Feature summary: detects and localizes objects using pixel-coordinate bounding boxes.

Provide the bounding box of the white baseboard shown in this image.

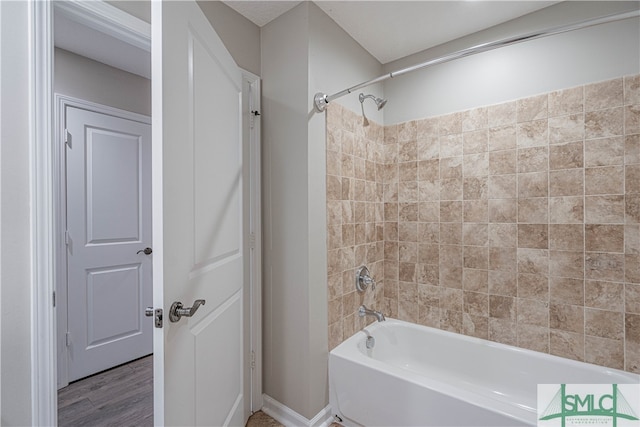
[261,394,334,427]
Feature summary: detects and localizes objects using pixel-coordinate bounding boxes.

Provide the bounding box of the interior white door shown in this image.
[65,106,152,382]
[152,1,246,426]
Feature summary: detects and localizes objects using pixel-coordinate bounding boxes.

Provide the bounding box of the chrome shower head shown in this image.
[359,93,387,110]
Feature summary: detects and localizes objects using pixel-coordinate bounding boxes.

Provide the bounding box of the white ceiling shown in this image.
[223,1,557,64]
[222,1,303,26]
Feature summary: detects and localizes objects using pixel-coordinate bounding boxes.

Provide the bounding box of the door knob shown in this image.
[137,247,153,255]
[169,299,206,322]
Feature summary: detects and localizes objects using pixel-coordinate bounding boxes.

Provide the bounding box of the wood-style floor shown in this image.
[58,356,333,427]
[58,355,153,427]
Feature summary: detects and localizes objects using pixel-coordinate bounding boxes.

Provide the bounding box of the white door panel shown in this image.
[85,265,141,347]
[66,106,152,382]
[153,1,246,425]
[194,290,243,427]
[86,129,141,243]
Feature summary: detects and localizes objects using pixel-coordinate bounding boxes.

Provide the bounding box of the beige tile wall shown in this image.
[326,104,385,351]
[326,75,640,373]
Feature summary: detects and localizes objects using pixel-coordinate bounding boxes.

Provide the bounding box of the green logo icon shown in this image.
[539,384,639,427]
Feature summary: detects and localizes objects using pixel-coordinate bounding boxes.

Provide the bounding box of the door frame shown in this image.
[244,71,263,413]
[54,94,152,388]
[32,1,57,424]
[32,2,263,424]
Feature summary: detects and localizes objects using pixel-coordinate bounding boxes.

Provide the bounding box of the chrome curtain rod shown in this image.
[313,9,640,113]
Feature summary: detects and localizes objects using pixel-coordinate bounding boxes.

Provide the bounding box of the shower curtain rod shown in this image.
[313,9,640,113]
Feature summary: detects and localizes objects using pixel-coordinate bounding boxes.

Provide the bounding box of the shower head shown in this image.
[359,93,387,110]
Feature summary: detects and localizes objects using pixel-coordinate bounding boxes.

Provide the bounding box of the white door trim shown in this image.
[31,0,56,424]
[54,0,150,51]
[32,1,150,424]
[54,94,151,388]
[243,70,263,412]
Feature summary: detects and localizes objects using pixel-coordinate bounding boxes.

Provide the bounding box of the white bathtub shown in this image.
[329,319,639,427]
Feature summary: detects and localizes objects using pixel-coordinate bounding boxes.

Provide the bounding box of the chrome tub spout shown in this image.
[358,305,386,322]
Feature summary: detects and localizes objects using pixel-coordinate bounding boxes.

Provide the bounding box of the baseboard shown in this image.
[261,394,334,427]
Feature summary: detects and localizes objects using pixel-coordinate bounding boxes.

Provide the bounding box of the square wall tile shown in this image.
[549,169,583,197]
[549,141,584,170]
[549,224,584,251]
[585,224,624,252]
[550,330,584,362]
[585,137,624,167]
[585,107,624,138]
[585,195,625,224]
[488,101,517,127]
[517,120,548,148]
[585,78,623,111]
[549,86,584,117]
[585,166,624,195]
[488,125,517,151]
[549,197,584,224]
[517,94,548,122]
[549,114,584,144]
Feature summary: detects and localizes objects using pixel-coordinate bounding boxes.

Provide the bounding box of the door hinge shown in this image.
[250,110,260,129]
[250,350,256,369]
[65,332,71,347]
[53,291,56,308]
[249,232,256,249]
[64,129,71,147]
[65,230,70,246]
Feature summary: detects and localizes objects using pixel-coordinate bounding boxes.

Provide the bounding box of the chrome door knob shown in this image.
[169,299,206,322]
[137,247,153,255]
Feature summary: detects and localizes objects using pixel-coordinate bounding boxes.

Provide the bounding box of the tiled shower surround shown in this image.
[326,105,385,349]
[326,74,640,373]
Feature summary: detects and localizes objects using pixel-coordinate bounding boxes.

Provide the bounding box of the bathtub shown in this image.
[329,319,639,426]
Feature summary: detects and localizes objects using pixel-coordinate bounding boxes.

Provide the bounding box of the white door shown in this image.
[152,2,247,426]
[65,107,152,382]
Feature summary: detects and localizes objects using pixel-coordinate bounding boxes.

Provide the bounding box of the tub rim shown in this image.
[329,318,640,426]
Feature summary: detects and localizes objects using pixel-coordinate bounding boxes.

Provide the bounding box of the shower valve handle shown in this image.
[356,266,376,292]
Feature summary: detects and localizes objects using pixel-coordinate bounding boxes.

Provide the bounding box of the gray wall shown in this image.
[55,48,151,116]
[0,1,34,425]
[198,1,261,76]
[106,0,150,23]
[309,2,384,124]
[107,0,261,76]
[261,2,384,419]
[383,1,640,123]
[261,3,312,417]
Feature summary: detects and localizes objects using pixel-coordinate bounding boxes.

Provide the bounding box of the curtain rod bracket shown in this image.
[314,92,329,112]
